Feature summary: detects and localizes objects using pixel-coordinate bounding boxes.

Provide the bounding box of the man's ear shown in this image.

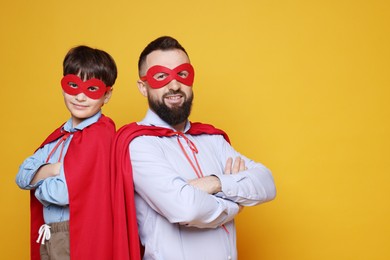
[137,80,148,97]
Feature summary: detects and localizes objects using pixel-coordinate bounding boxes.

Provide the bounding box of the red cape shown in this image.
[111,122,230,260]
[30,115,115,260]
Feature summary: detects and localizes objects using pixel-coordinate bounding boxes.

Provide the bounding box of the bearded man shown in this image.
[112,36,276,260]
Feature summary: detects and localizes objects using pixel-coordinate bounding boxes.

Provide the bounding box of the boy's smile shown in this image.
[63,89,111,127]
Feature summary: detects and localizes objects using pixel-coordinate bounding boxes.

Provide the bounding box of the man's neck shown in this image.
[172,121,186,132]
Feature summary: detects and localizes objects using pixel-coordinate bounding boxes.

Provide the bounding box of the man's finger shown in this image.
[239,158,246,172]
[224,157,233,174]
[232,156,241,174]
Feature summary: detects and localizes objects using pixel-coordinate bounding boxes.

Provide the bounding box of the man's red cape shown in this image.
[111,122,230,260]
[30,115,115,260]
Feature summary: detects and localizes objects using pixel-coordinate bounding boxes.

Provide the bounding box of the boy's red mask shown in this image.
[61,74,111,99]
[140,63,195,89]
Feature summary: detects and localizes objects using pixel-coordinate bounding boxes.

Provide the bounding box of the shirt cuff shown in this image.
[217,174,246,197]
[25,163,48,189]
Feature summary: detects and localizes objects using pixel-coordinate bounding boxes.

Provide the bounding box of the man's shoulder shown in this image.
[118,123,173,136]
[188,122,230,143]
[114,123,167,147]
[117,122,147,136]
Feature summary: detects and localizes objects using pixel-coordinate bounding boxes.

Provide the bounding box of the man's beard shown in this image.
[148,90,193,127]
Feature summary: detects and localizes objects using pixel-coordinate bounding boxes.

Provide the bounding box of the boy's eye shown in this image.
[69,82,78,89]
[88,86,99,92]
[178,71,189,78]
[153,73,168,81]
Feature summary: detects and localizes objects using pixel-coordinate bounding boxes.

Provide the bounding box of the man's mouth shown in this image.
[164,94,184,106]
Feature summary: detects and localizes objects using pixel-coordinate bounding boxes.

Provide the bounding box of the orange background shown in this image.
[1,0,389,259]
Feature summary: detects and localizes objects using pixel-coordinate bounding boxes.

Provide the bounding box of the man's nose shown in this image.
[166,79,181,91]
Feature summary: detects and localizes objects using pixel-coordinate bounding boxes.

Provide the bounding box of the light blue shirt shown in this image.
[16,111,102,224]
[130,109,276,260]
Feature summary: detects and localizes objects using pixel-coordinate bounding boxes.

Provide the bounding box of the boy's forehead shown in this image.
[73,70,96,81]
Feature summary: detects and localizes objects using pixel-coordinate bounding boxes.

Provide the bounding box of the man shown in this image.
[112,36,276,260]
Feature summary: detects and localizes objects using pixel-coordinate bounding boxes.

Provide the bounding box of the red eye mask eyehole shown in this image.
[140,63,195,89]
[61,74,111,100]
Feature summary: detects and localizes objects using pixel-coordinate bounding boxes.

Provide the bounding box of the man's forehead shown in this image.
[145,49,190,69]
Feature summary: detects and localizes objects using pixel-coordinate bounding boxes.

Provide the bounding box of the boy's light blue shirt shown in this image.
[16,111,102,224]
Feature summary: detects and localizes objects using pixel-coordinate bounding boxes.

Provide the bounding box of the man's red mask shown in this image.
[140,63,195,89]
[61,74,111,100]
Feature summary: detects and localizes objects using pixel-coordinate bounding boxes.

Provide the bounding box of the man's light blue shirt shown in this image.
[16,111,102,224]
[130,109,276,260]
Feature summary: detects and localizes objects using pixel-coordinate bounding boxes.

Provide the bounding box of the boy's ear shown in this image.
[103,88,113,104]
[137,80,148,97]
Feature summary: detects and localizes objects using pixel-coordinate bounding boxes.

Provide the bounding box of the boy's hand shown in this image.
[49,162,62,176]
[30,162,62,185]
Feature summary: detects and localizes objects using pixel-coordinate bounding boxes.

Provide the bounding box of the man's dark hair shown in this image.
[138,36,188,73]
[63,45,117,87]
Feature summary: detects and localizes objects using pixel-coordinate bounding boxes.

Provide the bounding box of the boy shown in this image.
[16,45,117,260]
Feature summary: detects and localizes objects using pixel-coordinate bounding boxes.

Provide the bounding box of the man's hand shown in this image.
[188,157,248,195]
[30,162,62,186]
[224,157,247,214]
[224,156,247,175]
[188,175,221,194]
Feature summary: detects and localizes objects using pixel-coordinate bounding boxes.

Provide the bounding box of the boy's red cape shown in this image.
[30,115,115,260]
[111,122,230,260]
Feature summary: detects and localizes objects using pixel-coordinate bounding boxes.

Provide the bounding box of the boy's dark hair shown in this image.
[138,36,188,73]
[63,45,117,87]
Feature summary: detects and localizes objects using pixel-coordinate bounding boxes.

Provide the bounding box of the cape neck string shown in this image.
[167,131,204,179]
[45,132,72,163]
[167,130,229,234]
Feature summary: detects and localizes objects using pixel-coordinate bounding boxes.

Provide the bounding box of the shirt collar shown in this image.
[63,111,102,133]
[139,109,191,133]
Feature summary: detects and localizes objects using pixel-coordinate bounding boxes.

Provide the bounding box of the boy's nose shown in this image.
[75,92,87,101]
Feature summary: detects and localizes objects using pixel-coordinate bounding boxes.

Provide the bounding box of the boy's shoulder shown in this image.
[86,114,115,132]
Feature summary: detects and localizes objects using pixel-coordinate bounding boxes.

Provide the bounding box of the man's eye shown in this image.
[69,82,78,89]
[153,73,168,81]
[178,71,189,78]
[88,86,99,92]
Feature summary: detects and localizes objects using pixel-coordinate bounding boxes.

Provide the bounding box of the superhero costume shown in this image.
[30,115,115,260]
[111,121,229,260]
